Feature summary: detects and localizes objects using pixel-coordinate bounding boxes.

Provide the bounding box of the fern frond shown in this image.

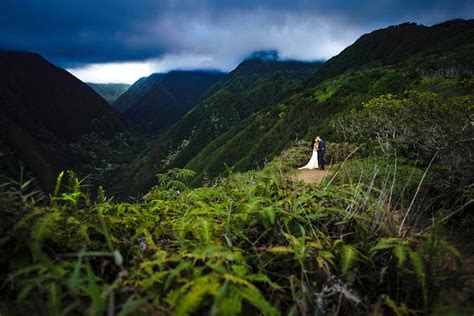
[170,168,197,180]
[236,285,279,316]
[394,245,407,267]
[173,275,220,316]
[408,249,427,305]
[370,237,407,255]
[341,244,359,275]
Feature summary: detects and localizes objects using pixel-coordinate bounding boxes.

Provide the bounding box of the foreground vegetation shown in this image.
[1,144,472,315]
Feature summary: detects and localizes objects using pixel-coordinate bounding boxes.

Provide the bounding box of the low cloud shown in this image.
[2,0,472,83]
[68,61,154,84]
[68,53,230,83]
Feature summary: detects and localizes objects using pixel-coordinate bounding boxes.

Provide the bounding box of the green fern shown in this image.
[173,275,220,316]
[340,244,359,275]
[408,249,427,305]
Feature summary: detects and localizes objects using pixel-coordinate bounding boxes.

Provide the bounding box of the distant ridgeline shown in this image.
[87,83,130,104]
[0,51,144,192]
[111,19,474,196]
[244,50,280,61]
[307,19,474,87]
[114,70,226,134]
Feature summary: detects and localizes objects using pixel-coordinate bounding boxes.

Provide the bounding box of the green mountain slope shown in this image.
[0,51,143,192]
[119,71,225,134]
[111,53,322,196]
[113,75,155,112]
[308,19,474,86]
[87,83,130,104]
[184,20,474,184]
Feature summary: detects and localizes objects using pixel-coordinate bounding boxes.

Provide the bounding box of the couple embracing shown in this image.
[298,135,326,170]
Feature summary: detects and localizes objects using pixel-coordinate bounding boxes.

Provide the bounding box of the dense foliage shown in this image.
[306,19,474,87]
[333,90,473,214]
[1,152,470,315]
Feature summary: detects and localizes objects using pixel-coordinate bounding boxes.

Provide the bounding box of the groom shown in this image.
[316,136,326,170]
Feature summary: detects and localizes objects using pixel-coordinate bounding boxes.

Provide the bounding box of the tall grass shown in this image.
[0,153,469,315]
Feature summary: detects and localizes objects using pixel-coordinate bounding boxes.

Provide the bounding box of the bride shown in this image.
[299,137,319,169]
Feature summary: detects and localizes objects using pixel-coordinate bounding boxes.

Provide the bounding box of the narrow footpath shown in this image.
[294,168,330,184]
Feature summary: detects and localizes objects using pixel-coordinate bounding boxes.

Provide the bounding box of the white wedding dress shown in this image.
[299,149,319,169]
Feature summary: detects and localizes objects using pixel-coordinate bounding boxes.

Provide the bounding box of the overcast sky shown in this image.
[1,0,472,83]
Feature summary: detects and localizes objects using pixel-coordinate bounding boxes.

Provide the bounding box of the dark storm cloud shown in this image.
[0,0,472,68]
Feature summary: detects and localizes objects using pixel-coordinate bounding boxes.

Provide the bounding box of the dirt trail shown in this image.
[294,168,331,184]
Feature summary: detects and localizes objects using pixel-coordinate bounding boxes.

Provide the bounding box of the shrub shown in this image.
[332,90,473,165]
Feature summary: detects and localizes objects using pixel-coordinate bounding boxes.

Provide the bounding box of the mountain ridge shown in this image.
[307,19,474,86]
[0,50,142,192]
[117,70,225,134]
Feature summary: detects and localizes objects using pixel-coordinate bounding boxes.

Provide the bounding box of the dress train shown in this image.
[299,150,319,169]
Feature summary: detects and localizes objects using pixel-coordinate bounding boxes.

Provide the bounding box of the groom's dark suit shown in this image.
[317,139,326,170]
